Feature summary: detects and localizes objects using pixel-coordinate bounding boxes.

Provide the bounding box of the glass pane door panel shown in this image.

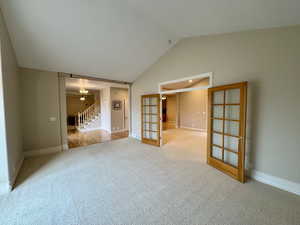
[213,133,222,146]
[144,123,149,130]
[143,131,150,139]
[213,106,223,118]
[224,135,239,152]
[150,97,157,105]
[150,132,158,140]
[213,91,224,104]
[144,106,150,113]
[151,115,157,122]
[149,106,158,114]
[225,88,240,104]
[224,150,238,167]
[212,146,222,160]
[150,123,158,131]
[213,119,223,132]
[143,98,149,105]
[143,115,150,122]
[225,105,240,120]
[224,121,239,136]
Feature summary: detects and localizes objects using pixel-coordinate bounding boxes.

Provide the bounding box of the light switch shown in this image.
[49,117,56,122]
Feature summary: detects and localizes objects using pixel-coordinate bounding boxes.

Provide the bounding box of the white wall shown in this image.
[132,25,300,184]
[100,87,111,132]
[111,88,129,132]
[179,89,207,131]
[0,8,23,192]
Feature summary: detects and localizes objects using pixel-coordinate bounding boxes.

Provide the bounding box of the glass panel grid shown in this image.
[213,119,223,132]
[212,146,222,160]
[213,106,223,118]
[224,150,238,167]
[225,88,240,104]
[224,121,239,136]
[224,135,239,152]
[210,89,241,167]
[225,105,240,120]
[142,96,159,141]
[212,133,222,146]
[213,91,224,104]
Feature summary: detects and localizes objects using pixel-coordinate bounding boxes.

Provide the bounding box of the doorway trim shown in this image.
[158,72,213,146]
[59,74,131,150]
[158,72,213,94]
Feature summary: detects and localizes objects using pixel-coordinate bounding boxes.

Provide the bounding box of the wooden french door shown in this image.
[207,82,247,183]
[141,94,161,146]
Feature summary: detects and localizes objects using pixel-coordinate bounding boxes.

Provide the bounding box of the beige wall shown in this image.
[166,95,176,122]
[100,87,111,132]
[111,88,129,132]
[0,9,23,190]
[132,25,300,184]
[179,89,207,130]
[20,68,62,152]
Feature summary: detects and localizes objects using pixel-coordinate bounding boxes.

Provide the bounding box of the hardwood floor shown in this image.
[68,129,129,149]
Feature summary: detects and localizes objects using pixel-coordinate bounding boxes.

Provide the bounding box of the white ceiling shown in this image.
[1,0,300,82]
[126,0,300,37]
[65,78,129,91]
[0,0,174,82]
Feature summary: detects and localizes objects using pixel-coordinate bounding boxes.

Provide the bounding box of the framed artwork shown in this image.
[112,100,122,110]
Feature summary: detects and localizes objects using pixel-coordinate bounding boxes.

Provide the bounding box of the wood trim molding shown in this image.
[158,72,213,94]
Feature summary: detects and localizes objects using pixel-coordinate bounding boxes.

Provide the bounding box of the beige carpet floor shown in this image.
[0,130,299,225]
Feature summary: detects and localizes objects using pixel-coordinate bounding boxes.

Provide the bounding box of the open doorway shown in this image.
[65,77,130,149]
[159,73,212,162]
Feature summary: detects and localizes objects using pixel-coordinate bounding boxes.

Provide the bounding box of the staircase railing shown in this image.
[77,103,100,128]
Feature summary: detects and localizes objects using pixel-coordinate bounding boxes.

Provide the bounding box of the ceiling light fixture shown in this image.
[79,89,88,94]
[188,80,193,83]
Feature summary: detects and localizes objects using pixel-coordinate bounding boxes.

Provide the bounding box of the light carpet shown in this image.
[0,136,299,225]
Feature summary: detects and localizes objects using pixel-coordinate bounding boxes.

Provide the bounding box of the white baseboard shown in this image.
[180,126,206,132]
[78,127,102,132]
[24,145,63,158]
[62,144,69,151]
[251,170,300,196]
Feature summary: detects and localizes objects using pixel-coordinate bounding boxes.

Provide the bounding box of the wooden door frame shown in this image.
[141,94,161,146]
[207,81,247,183]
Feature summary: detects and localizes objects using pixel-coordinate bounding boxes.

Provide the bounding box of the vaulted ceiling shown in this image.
[1,0,300,82]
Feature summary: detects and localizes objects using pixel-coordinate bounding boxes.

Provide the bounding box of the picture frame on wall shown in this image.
[112,100,122,110]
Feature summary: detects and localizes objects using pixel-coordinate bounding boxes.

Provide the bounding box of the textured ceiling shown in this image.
[1,0,300,82]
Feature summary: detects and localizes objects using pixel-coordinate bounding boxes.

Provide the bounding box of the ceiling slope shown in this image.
[0,0,174,82]
[1,0,300,81]
[126,0,300,37]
